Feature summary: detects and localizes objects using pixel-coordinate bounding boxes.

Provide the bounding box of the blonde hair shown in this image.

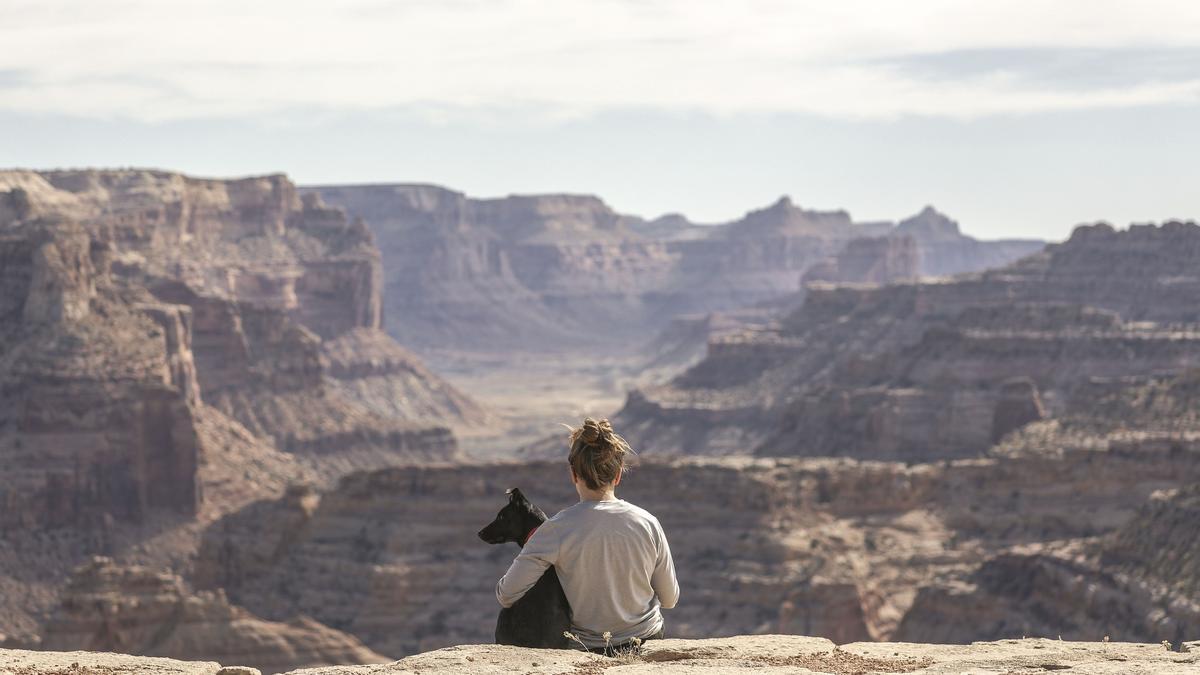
[567,417,631,490]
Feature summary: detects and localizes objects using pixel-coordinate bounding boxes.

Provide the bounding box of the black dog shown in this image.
[478,488,573,648]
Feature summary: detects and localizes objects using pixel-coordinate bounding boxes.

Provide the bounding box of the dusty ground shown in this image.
[6,636,1199,675]
[0,649,220,675]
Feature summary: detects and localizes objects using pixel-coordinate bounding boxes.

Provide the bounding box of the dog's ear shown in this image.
[506,487,526,503]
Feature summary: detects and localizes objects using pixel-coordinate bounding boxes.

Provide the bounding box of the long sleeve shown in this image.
[495,525,560,608]
[651,521,679,609]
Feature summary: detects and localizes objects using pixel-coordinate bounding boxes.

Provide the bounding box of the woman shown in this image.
[495,417,679,653]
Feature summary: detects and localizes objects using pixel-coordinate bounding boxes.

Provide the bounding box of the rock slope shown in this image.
[36,557,387,675]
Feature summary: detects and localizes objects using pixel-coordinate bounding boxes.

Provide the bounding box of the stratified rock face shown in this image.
[620,221,1200,460]
[1102,458,1200,600]
[307,186,1039,354]
[897,206,1043,278]
[886,371,1200,645]
[0,170,480,479]
[0,222,202,530]
[193,432,1200,656]
[802,234,920,285]
[990,377,1046,443]
[0,170,476,646]
[306,184,671,352]
[0,170,381,338]
[146,280,462,473]
[40,557,388,675]
[896,544,1200,646]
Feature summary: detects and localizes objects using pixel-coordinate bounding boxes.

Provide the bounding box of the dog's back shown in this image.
[478,488,573,649]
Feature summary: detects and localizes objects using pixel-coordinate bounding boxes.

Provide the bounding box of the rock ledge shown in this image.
[6,635,1199,675]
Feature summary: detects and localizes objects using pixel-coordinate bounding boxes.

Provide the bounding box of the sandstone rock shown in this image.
[1,169,488,444]
[896,205,1043,278]
[990,377,1046,443]
[5,637,1197,675]
[0,223,202,531]
[192,441,1200,656]
[0,648,221,675]
[38,557,388,675]
[802,234,920,285]
[1102,481,1200,602]
[620,221,1200,461]
[0,169,481,645]
[308,186,1040,356]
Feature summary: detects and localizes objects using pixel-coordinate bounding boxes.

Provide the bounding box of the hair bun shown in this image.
[580,417,604,444]
[567,417,632,491]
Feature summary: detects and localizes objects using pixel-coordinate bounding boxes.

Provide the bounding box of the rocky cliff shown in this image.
[307,186,1042,355]
[802,234,920,286]
[37,557,387,675]
[0,170,484,647]
[192,417,1200,657]
[0,221,202,531]
[618,221,1200,460]
[896,206,1043,278]
[0,170,484,476]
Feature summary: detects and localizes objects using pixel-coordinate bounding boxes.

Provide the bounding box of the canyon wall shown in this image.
[0,222,202,531]
[39,557,387,675]
[896,206,1043,278]
[0,170,483,646]
[308,186,1042,355]
[193,423,1200,657]
[0,170,482,479]
[618,221,1200,460]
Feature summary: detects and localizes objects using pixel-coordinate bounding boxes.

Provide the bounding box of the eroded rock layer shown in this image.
[619,221,1200,460]
[0,222,201,531]
[0,170,480,643]
[39,557,388,675]
[308,186,1041,354]
[194,425,1200,656]
[0,170,480,479]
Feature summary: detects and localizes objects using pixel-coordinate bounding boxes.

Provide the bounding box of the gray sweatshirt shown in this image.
[495,498,679,648]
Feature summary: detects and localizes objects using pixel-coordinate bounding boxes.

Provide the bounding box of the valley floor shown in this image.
[424,350,655,458]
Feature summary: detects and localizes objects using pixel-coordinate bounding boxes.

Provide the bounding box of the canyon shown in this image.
[190,389,1200,657]
[3,167,1199,673]
[311,184,1041,448]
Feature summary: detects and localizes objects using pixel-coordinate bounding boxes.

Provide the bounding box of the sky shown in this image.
[2,0,1199,240]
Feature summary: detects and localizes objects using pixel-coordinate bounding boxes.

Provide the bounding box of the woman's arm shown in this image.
[495,528,559,607]
[651,522,679,609]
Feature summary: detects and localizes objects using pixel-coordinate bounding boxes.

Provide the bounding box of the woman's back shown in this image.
[542,499,677,646]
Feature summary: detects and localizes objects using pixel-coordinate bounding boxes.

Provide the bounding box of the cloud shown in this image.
[2,0,1200,121]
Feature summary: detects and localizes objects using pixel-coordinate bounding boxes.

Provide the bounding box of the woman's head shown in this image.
[567,417,631,491]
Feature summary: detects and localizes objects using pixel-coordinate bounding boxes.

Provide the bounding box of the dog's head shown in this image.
[477,488,548,547]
